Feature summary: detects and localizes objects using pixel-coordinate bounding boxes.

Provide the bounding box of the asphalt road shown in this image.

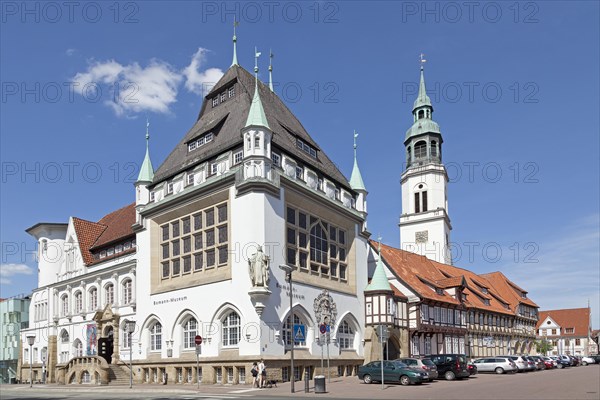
[2,365,599,400]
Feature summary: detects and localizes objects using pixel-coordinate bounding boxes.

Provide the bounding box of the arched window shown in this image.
[222,311,240,347]
[283,313,307,347]
[89,288,98,311]
[123,324,132,348]
[183,318,198,349]
[407,146,412,164]
[309,223,328,273]
[414,184,428,213]
[73,339,83,357]
[122,279,132,305]
[150,322,162,351]
[431,140,438,157]
[74,291,83,314]
[418,109,424,120]
[105,283,114,306]
[337,320,355,349]
[61,295,69,316]
[60,329,70,343]
[414,141,427,158]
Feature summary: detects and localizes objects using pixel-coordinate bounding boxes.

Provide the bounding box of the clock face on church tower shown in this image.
[415,230,429,243]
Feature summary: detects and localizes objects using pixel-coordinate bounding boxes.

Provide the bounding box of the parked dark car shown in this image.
[467,362,478,375]
[396,358,438,381]
[358,360,427,385]
[530,356,545,370]
[428,354,470,381]
[554,355,571,368]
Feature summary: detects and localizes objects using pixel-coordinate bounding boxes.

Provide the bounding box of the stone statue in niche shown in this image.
[249,246,270,287]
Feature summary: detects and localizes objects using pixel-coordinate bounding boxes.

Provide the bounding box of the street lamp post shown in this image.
[26,334,35,388]
[125,320,136,389]
[279,264,294,394]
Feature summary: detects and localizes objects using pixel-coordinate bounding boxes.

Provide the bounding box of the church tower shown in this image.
[399,59,452,264]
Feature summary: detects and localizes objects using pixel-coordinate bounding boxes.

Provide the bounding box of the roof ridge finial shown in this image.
[231,19,239,66]
[353,129,358,158]
[145,116,150,142]
[419,52,426,71]
[377,234,382,254]
[268,49,274,92]
[254,46,260,82]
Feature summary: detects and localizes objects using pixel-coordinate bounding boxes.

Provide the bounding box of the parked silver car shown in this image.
[396,358,439,381]
[499,355,535,372]
[473,357,518,374]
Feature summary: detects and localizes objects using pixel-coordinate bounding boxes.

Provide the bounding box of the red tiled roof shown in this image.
[436,276,466,289]
[91,203,136,249]
[537,308,591,337]
[370,241,460,305]
[72,217,108,265]
[72,203,136,266]
[432,261,513,316]
[481,271,539,310]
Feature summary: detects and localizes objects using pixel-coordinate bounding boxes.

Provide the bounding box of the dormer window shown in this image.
[296,138,317,158]
[521,292,527,299]
[167,182,174,194]
[481,288,488,294]
[295,166,304,180]
[188,132,214,152]
[187,173,195,186]
[271,152,281,167]
[334,189,340,201]
[435,288,444,295]
[210,163,218,175]
[212,97,219,107]
[150,191,155,202]
[483,299,490,306]
[100,250,106,259]
[220,92,226,102]
[233,151,243,165]
[228,86,235,98]
[317,178,323,192]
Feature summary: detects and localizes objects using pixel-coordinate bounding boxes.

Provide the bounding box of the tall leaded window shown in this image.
[414,140,427,158]
[222,312,240,347]
[150,322,162,351]
[73,339,83,357]
[74,291,83,314]
[283,313,307,347]
[105,283,114,305]
[285,206,347,281]
[122,279,132,305]
[160,202,228,280]
[123,325,132,348]
[89,288,98,311]
[61,295,69,316]
[60,329,69,343]
[337,320,355,349]
[183,318,198,349]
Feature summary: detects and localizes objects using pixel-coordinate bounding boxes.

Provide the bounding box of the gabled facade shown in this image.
[20,51,369,385]
[536,308,597,356]
[362,242,539,363]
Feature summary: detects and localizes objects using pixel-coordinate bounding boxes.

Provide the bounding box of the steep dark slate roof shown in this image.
[153,64,351,190]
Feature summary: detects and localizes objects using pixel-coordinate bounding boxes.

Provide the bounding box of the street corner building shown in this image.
[17,45,369,386]
[17,38,543,386]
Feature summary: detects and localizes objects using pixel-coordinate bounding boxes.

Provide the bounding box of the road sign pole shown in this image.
[196,351,200,389]
[380,325,385,390]
[320,335,324,375]
[326,333,330,383]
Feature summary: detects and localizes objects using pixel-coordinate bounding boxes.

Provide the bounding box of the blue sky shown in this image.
[1,1,599,327]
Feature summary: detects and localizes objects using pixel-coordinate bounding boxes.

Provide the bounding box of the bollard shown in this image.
[305,372,310,392]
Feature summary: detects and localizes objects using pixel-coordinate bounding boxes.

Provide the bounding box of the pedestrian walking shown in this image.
[258,359,266,388]
[251,362,259,388]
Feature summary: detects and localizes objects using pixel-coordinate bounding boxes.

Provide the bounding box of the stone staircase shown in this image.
[108,365,130,385]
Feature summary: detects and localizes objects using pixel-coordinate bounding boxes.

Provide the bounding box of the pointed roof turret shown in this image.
[245,47,270,129]
[413,54,432,111]
[366,239,393,292]
[231,19,239,67]
[349,130,366,191]
[137,119,154,183]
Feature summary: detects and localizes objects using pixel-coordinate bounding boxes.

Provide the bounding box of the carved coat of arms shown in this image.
[313,289,337,327]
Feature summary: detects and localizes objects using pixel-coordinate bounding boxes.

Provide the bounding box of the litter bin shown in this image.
[314,375,326,393]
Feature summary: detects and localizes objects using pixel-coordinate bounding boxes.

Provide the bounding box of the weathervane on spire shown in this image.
[377,234,382,253]
[353,130,359,159]
[268,49,274,92]
[419,53,427,70]
[254,47,261,78]
[145,117,150,141]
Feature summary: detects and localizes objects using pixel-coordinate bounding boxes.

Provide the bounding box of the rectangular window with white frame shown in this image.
[271,152,281,167]
[233,151,243,165]
[187,173,195,186]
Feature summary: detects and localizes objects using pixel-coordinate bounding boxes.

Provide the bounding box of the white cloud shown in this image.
[71,49,223,117]
[0,263,34,285]
[66,48,77,56]
[182,48,224,95]
[498,213,600,327]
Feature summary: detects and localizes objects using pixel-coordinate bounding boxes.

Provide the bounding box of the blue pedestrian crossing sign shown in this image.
[293,324,306,341]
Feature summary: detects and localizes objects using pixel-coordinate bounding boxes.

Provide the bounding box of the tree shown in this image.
[535,339,553,355]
